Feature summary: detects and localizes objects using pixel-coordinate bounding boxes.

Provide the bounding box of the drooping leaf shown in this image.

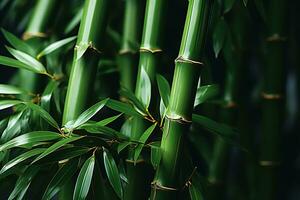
[0,100,22,111]
[0,55,42,74]
[94,114,122,126]
[1,28,34,55]
[37,36,77,59]
[139,67,151,108]
[134,124,156,162]
[243,0,248,6]
[31,136,84,163]
[0,84,27,95]
[192,114,238,144]
[0,148,45,175]
[119,88,147,115]
[8,166,40,200]
[65,98,108,130]
[41,80,59,112]
[42,159,78,200]
[73,155,95,200]
[117,141,131,154]
[6,46,46,73]
[103,148,123,199]
[26,102,60,130]
[1,110,24,142]
[0,131,61,152]
[64,8,83,34]
[106,99,143,118]
[213,18,228,58]
[156,74,170,107]
[194,84,220,107]
[83,125,126,140]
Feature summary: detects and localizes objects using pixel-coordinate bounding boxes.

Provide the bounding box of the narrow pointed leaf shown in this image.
[0,100,22,111]
[0,131,61,152]
[6,46,46,73]
[189,183,204,200]
[42,159,79,200]
[213,18,228,58]
[103,148,123,199]
[194,84,219,107]
[0,148,45,174]
[243,0,248,6]
[139,67,151,108]
[32,136,84,163]
[37,36,77,59]
[0,55,41,73]
[119,88,147,114]
[106,99,143,118]
[41,80,59,111]
[1,111,24,142]
[73,155,95,200]
[0,84,27,95]
[64,8,83,34]
[95,114,122,126]
[117,142,131,154]
[156,74,170,107]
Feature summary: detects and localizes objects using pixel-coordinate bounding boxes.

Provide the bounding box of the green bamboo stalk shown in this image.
[259,1,287,199]
[151,0,213,199]
[118,0,144,92]
[125,1,167,199]
[60,1,109,199]
[62,0,109,125]
[19,0,57,94]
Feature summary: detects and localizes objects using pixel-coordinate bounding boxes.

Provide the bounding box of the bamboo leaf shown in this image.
[83,125,126,140]
[119,87,147,114]
[64,8,83,34]
[42,159,78,200]
[73,155,95,200]
[31,136,84,163]
[224,0,236,13]
[103,148,123,199]
[106,99,143,118]
[0,131,61,152]
[189,183,204,200]
[0,84,27,95]
[6,46,46,73]
[134,124,156,162]
[41,80,59,112]
[26,102,60,130]
[156,74,170,107]
[1,111,24,142]
[8,166,40,200]
[159,98,167,121]
[192,114,238,144]
[37,36,77,59]
[65,98,108,130]
[139,67,151,108]
[95,114,122,126]
[243,0,248,6]
[0,100,22,111]
[213,18,228,58]
[194,84,220,107]
[1,28,34,55]
[0,148,45,175]
[117,141,131,154]
[0,56,41,73]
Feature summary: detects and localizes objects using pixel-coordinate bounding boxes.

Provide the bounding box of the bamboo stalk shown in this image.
[151,0,213,199]
[118,0,144,92]
[259,1,287,199]
[125,0,167,199]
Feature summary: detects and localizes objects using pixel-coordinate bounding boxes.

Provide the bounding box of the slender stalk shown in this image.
[124,0,167,199]
[118,0,144,92]
[259,1,287,199]
[62,0,109,125]
[151,0,213,199]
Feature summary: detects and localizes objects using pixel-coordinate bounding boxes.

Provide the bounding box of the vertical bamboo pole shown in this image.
[118,0,144,92]
[259,1,287,199]
[151,0,213,199]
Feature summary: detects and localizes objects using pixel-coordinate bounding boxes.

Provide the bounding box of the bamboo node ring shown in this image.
[119,49,137,55]
[259,160,281,167]
[22,31,48,40]
[140,47,163,53]
[151,181,178,191]
[266,33,286,42]
[261,92,283,100]
[165,114,192,124]
[125,159,145,164]
[175,56,204,67]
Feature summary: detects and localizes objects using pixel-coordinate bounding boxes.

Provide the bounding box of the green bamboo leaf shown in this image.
[224,0,236,13]
[0,84,27,95]
[103,148,123,199]
[189,183,204,200]
[150,142,161,169]
[0,55,40,72]
[8,166,40,200]
[1,28,34,55]
[120,118,133,138]
[119,88,147,114]
[194,84,220,107]
[95,114,122,126]
[243,0,248,6]
[73,155,95,200]
[37,36,77,59]
[0,100,22,111]
[64,8,83,34]
[117,141,131,154]
[139,67,151,108]
[6,46,46,73]
[213,18,228,58]
[41,80,59,112]
[0,148,45,175]
[42,159,78,200]
[26,102,60,129]
[65,98,108,130]
[134,124,156,162]
[0,131,61,152]
[156,74,170,107]
[1,111,24,142]
[31,136,84,163]
[192,114,238,144]
[106,99,143,118]
[83,125,126,140]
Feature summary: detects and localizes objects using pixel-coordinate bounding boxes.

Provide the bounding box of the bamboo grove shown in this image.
[0,0,297,200]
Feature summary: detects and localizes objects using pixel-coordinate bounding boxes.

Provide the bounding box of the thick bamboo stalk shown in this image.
[259,1,287,199]
[151,0,213,199]
[118,0,144,92]
[62,0,109,125]
[125,1,167,199]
